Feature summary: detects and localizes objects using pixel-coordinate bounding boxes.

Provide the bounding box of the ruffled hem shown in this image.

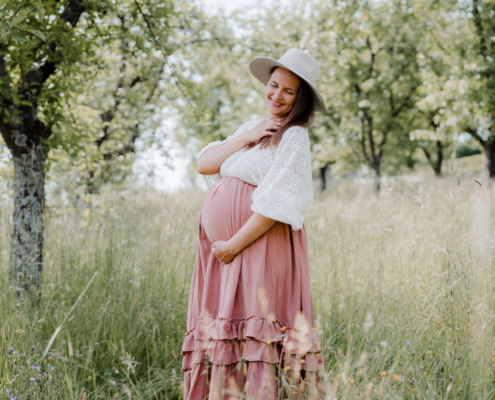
[181,315,324,372]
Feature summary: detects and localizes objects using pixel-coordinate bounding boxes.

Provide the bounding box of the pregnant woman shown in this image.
[181,48,326,399]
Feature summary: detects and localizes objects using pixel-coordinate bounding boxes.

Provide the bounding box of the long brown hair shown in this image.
[258,66,315,149]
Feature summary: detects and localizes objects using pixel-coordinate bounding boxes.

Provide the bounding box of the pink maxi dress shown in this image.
[182,120,324,399]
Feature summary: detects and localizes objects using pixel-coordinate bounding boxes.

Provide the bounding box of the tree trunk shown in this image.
[434,140,443,177]
[484,141,495,178]
[373,165,380,192]
[10,141,45,300]
[319,164,329,192]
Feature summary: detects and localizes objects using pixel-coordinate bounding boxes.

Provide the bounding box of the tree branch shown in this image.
[391,87,416,117]
[9,0,25,23]
[359,117,371,165]
[377,126,389,162]
[472,0,487,56]
[21,0,85,90]
[465,125,486,146]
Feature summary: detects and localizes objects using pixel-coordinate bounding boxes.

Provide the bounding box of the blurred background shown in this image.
[0,0,491,198]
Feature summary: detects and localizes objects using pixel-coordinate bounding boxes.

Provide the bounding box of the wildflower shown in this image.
[392,374,400,382]
[62,340,66,345]
[29,378,36,382]
[95,342,99,346]
[334,325,338,329]
[338,364,342,368]
[423,372,427,375]
[412,350,416,354]
[439,376,445,384]
[408,379,414,385]
[412,388,417,392]
[31,366,41,370]
[349,379,355,384]
[357,370,363,375]
[449,375,454,381]
[407,341,412,346]
[50,366,55,371]
[328,346,334,351]
[380,371,387,376]
[456,355,461,360]
[8,347,14,352]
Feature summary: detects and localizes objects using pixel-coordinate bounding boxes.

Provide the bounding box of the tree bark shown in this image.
[484,141,495,178]
[10,142,45,299]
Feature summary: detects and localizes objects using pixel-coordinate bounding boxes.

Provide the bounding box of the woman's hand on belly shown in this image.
[211,240,238,264]
[211,213,277,264]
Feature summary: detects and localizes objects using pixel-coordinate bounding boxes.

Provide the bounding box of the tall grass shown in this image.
[0,164,494,399]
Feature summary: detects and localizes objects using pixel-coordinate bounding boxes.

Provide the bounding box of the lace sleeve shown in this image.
[251,126,314,231]
[198,121,251,189]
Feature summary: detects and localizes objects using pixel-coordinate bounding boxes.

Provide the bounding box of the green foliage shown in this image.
[456,142,482,158]
[0,0,46,43]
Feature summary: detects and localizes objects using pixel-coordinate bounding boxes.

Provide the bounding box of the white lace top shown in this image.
[198,119,314,231]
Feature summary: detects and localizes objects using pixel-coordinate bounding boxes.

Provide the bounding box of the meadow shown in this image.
[1,155,495,399]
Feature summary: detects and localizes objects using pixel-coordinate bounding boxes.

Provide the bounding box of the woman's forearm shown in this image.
[228,212,277,254]
[197,135,251,175]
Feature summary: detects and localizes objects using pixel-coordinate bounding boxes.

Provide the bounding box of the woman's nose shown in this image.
[274,89,283,100]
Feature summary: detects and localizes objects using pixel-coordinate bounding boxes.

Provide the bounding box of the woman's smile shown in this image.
[269,97,284,107]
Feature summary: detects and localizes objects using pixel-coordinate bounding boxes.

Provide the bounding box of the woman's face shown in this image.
[265,67,300,118]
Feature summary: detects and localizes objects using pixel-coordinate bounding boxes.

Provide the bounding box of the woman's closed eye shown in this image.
[271,83,293,94]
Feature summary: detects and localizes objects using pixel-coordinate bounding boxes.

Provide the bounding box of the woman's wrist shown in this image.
[227,237,243,256]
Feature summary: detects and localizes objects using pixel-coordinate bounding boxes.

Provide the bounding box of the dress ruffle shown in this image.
[181,314,324,372]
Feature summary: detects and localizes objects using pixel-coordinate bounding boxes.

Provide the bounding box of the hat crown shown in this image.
[278,48,320,86]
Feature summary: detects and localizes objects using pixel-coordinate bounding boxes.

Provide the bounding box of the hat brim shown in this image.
[249,57,326,112]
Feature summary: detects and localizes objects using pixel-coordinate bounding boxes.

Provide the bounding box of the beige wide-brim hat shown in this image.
[249,48,326,112]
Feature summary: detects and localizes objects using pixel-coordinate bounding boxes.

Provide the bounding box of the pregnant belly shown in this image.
[201,176,256,244]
